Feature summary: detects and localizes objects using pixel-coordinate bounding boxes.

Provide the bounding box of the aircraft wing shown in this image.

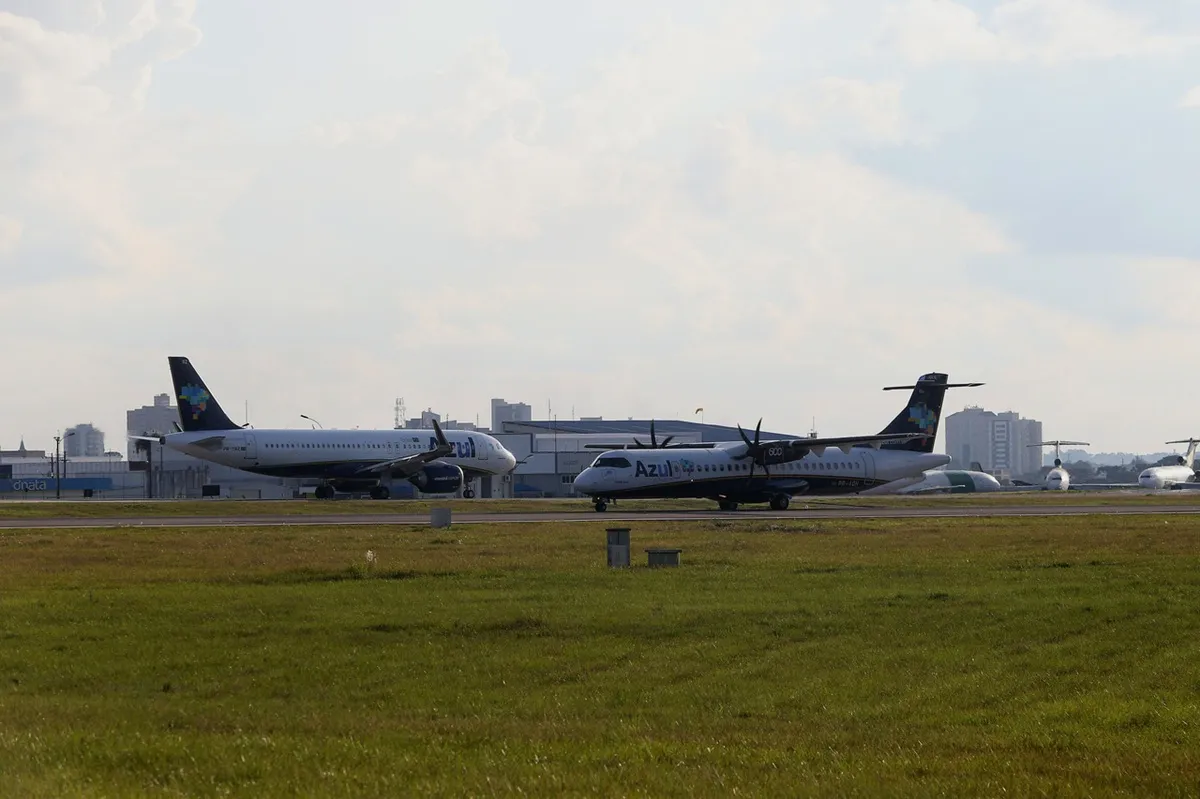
[728,432,927,460]
[355,448,450,476]
[354,419,454,476]
[583,442,717,450]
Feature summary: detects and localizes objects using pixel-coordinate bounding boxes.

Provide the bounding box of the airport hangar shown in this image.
[1,419,794,500]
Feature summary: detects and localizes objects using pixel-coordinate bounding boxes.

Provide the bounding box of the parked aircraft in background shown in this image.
[1027,440,1089,491]
[1138,439,1199,489]
[572,373,981,511]
[130,357,517,499]
[865,468,1003,494]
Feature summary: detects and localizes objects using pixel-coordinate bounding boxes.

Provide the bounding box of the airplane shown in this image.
[571,373,982,511]
[1027,440,1089,490]
[863,463,1003,494]
[130,356,518,500]
[1138,439,1199,489]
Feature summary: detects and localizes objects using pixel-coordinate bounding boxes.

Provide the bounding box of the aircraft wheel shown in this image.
[463,488,475,499]
[770,494,790,511]
[593,500,607,512]
[315,485,334,500]
[718,500,738,511]
[370,486,390,500]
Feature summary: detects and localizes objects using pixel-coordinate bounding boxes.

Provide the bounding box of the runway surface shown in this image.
[3,503,1200,529]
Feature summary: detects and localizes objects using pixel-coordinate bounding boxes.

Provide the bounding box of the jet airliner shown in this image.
[1138,439,1199,489]
[572,373,981,511]
[131,357,517,499]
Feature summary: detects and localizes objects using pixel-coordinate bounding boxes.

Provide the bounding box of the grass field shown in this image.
[2,515,1199,796]
[4,489,1200,520]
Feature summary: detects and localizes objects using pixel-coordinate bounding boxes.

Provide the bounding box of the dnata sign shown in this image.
[10,479,49,492]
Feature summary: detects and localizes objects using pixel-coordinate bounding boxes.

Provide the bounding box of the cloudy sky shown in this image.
[3,0,1199,455]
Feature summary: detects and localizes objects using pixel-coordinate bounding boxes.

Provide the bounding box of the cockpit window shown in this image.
[593,456,632,469]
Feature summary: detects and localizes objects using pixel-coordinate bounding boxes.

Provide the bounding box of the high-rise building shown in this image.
[946,406,1044,480]
[64,423,105,457]
[491,398,532,432]
[126,393,179,460]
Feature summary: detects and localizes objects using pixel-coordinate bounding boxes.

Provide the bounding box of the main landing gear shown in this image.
[716,494,790,511]
[463,488,476,499]
[593,499,608,512]
[369,485,390,500]
[314,484,336,500]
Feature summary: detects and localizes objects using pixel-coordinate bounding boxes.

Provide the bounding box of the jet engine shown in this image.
[408,462,464,494]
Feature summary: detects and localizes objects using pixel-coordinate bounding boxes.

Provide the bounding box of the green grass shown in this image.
[4,489,1200,520]
[2,516,1200,796]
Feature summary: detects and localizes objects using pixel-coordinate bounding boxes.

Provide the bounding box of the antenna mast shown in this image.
[394,398,405,430]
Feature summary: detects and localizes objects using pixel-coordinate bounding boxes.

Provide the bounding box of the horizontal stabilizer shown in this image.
[882,381,984,391]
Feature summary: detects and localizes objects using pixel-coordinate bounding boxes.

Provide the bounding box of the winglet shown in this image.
[431,418,453,455]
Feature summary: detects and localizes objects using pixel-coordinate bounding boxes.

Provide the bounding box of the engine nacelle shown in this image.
[408,462,464,494]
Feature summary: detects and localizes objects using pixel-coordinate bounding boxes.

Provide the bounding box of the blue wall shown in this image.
[1,478,115,493]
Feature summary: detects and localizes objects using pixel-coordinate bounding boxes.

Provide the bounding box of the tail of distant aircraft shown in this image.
[876,373,983,453]
[1166,438,1200,468]
[168,356,241,433]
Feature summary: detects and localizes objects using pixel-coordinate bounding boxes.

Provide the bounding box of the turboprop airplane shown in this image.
[130,356,517,500]
[571,373,981,511]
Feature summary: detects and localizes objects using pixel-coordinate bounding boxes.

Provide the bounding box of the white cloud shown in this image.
[775,77,931,146]
[565,6,783,153]
[2,0,1200,453]
[1181,85,1200,108]
[0,214,21,255]
[878,0,1199,66]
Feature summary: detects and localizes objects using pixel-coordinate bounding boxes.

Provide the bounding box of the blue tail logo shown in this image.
[908,404,937,434]
[179,384,211,420]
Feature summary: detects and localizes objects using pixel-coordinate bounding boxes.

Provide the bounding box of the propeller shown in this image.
[632,420,675,449]
[733,418,772,481]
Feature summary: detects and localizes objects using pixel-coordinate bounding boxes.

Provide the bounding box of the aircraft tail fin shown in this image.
[1166,438,1200,468]
[877,373,983,453]
[168,356,241,433]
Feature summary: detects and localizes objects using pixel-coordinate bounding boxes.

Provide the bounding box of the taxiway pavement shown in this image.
[3,503,1200,529]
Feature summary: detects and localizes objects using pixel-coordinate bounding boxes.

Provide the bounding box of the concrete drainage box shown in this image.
[645,548,681,567]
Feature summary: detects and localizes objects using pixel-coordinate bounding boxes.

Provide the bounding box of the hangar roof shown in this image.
[500,419,797,443]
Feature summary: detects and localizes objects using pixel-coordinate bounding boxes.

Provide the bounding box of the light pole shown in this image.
[54,430,75,500]
[300,414,323,429]
[53,435,61,499]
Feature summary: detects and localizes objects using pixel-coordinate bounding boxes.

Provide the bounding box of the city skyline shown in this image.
[3,2,1200,452]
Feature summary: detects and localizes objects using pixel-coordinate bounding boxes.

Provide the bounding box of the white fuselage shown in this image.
[572,443,950,499]
[883,469,1002,494]
[1045,467,1069,491]
[1138,464,1195,490]
[162,427,517,480]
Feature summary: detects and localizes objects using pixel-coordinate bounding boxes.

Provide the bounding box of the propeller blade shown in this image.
[661,435,675,447]
[650,420,658,448]
[754,418,762,447]
[737,423,752,447]
[633,438,646,448]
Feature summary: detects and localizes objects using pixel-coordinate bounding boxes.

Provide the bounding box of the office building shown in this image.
[945,407,1043,479]
[491,398,532,432]
[64,423,105,457]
